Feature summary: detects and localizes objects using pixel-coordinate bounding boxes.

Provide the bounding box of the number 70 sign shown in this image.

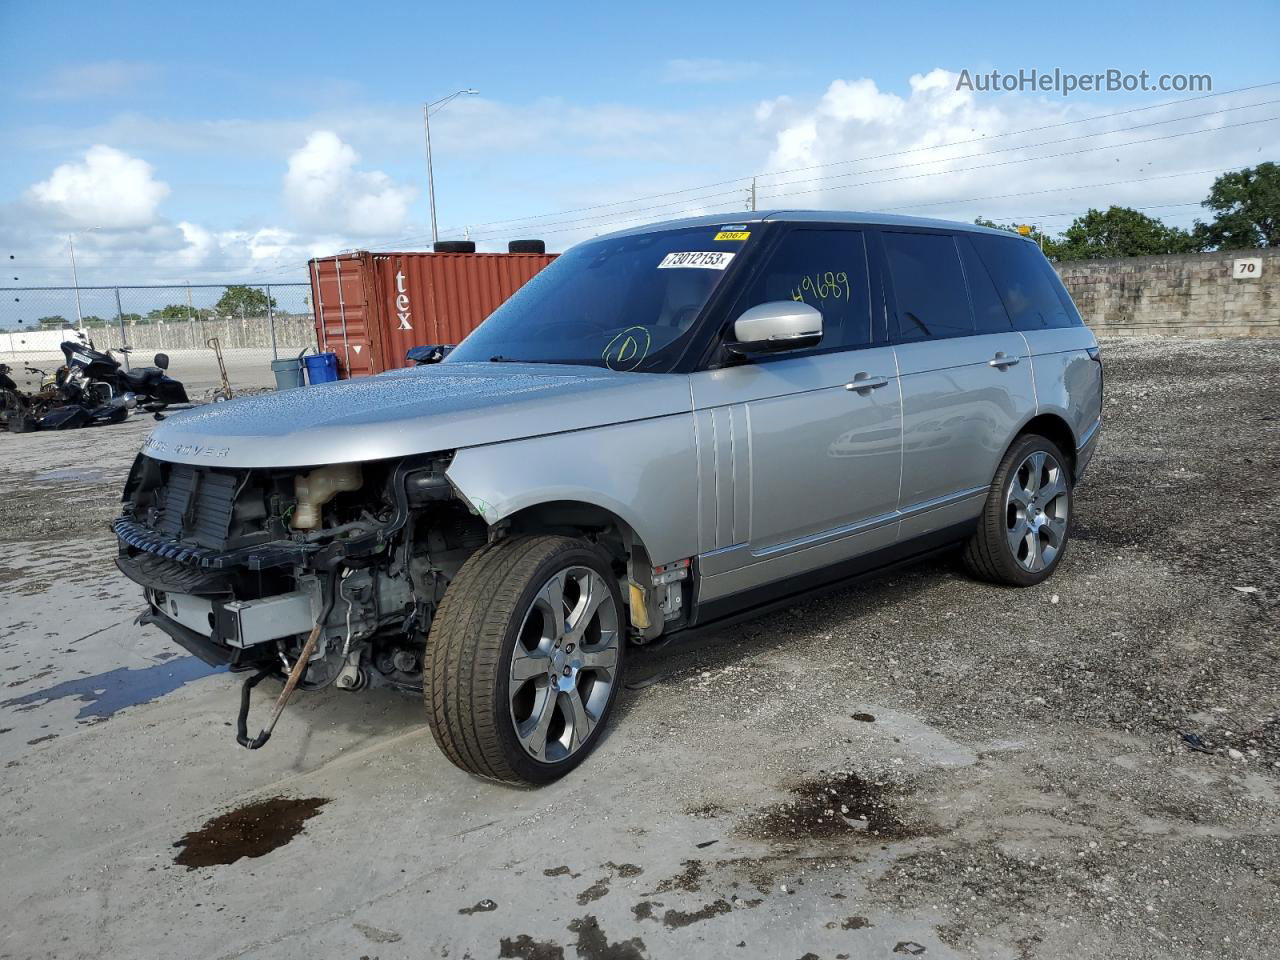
[1233,258,1263,279]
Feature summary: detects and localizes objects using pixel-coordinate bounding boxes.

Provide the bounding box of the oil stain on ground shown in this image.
[738,771,924,843]
[499,916,645,960]
[0,656,222,721]
[173,796,329,869]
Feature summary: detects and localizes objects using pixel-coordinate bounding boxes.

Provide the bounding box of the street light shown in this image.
[423,88,478,245]
[67,227,100,331]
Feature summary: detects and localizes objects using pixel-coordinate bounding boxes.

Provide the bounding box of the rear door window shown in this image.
[882,232,974,342]
[971,234,1078,330]
[729,228,872,352]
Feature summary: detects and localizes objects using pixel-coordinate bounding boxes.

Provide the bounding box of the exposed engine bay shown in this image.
[114,452,688,741]
[115,454,489,697]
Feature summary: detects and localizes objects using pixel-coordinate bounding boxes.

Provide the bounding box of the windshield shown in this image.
[446,225,752,371]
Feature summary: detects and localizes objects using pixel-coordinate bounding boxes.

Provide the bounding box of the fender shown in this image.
[445,413,701,566]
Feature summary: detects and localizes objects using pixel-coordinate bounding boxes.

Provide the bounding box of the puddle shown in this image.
[0,657,222,721]
[34,467,107,484]
[739,772,924,844]
[173,796,329,869]
[499,934,566,959]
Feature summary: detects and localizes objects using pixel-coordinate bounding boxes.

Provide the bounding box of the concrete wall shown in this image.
[1055,248,1279,337]
[1,315,318,356]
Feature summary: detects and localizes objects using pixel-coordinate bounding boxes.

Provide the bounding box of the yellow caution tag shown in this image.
[714,230,750,242]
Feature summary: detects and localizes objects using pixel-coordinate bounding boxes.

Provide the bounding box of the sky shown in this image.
[1,0,1277,291]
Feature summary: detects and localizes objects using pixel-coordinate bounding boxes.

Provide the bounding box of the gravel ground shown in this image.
[0,335,1276,960]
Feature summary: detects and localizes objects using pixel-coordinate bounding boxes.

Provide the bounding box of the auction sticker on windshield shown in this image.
[658,251,735,270]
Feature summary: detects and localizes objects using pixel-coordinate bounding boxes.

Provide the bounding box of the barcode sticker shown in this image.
[658,251,735,270]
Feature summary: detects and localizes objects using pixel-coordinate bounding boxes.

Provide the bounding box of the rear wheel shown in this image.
[963,434,1072,586]
[424,535,625,785]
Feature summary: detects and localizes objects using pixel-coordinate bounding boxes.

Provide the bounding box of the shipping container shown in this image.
[308,250,556,378]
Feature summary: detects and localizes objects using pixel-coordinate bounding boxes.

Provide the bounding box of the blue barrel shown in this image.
[303,352,339,385]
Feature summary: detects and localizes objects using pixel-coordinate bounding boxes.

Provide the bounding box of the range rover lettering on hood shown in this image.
[141,362,693,468]
[142,436,230,459]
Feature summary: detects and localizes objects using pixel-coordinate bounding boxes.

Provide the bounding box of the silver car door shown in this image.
[880,230,1036,541]
[687,226,902,603]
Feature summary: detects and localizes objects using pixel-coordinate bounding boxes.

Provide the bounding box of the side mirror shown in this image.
[726,301,823,355]
[154,353,170,370]
[405,344,453,365]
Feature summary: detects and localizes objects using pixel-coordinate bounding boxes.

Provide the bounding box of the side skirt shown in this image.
[657,520,976,648]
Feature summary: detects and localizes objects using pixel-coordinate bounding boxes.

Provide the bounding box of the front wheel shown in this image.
[424,535,625,785]
[963,434,1073,587]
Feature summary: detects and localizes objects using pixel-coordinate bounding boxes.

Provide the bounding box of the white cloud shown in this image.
[283,131,416,235]
[26,145,170,228]
[6,70,1276,291]
[662,58,763,84]
[752,69,1279,232]
[30,61,159,100]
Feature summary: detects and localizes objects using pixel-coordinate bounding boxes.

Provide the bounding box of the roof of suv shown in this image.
[600,210,1036,242]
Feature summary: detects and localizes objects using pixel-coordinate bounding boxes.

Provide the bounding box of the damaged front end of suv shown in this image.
[109,343,699,783]
[115,450,488,743]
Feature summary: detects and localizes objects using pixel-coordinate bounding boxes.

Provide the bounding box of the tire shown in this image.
[963,433,1073,587]
[424,535,626,785]
[433,240,476,254]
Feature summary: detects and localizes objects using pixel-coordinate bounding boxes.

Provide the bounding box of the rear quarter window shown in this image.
[971,234,1080,331]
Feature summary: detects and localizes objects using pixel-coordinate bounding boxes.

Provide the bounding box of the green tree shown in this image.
[1195,162,1280,250]
[36,315,69,328]
[1054,206,1199,261]
[214,285,276,318]
[974,218,1064,258]
[146,303,210,321]
[81,315,107,326]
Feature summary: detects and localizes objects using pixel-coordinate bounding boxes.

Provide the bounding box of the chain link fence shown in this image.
[0,283,315,398]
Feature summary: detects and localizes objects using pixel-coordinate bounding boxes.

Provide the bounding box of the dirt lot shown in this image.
[0,336,1276,960]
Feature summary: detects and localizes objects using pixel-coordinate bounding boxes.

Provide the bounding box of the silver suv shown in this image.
[115,212,1102,784]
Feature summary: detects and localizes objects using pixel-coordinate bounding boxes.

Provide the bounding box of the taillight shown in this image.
[1086,345,1102,364]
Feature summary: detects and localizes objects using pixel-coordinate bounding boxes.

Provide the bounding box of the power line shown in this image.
[756,99,1279,194]
[461,162,1246,246]
[426,80,1280,238]
[455,111,1278,242]
[746,116,1278,208]
[12,82,1278,280]
[279,81,1280,256]
[459,116,1276,243]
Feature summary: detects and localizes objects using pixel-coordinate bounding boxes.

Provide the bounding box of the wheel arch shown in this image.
[491,497,665,639]
[1011,412,1079,478]
[502,498,651,565]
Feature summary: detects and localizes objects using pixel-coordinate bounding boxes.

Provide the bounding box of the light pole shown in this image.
[69,233,83,330]
[423,89,478,245]
[67,227,100,332]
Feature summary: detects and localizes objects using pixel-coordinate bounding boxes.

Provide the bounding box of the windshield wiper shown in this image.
[488,355,523,362]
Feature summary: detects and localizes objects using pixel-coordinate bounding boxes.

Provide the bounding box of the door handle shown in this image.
[989,352,1020,369]
[845,374,889,393]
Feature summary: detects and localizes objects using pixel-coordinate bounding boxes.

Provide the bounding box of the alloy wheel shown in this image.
[509,566,620,763]
[1005,450,1069,573]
